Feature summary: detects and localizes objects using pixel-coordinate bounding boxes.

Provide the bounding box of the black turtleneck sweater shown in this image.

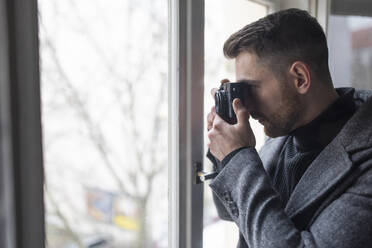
[272,89,356,205]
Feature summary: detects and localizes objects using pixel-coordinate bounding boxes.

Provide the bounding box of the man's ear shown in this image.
[289,61,311,94]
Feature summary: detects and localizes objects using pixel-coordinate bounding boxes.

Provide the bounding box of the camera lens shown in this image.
[215,91,227,117]
[215,92,221,109]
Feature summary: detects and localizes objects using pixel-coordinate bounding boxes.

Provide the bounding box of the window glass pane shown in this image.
[328,14,372,89]
[203,1,267,247]
[38,1,168,247]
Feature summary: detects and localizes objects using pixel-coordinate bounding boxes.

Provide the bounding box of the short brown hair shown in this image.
[224,8,331,81]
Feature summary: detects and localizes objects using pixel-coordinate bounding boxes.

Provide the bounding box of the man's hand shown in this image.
[207,79,229,132]
[207,85,256,161]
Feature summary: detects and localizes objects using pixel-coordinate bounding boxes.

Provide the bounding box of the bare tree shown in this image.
[39,0,168,247]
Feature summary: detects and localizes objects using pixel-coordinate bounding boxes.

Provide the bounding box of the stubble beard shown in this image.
[263,88,302,138]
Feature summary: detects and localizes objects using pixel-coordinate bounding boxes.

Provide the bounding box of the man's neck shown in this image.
[295,86,340,130]
[291,88,356,151]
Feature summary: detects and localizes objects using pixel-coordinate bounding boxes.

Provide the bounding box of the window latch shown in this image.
[194,162,218,184]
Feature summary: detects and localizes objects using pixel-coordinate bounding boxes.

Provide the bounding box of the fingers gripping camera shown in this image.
[214,82,251,124]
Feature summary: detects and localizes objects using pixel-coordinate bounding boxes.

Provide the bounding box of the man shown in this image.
[207,8,372,248]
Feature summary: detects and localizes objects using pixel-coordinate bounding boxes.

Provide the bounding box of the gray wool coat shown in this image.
[209,88,372,248]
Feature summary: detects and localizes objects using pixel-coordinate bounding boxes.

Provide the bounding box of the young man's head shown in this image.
[224,8,336,137]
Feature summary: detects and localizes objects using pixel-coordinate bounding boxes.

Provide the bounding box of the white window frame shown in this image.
[169,0,204,247]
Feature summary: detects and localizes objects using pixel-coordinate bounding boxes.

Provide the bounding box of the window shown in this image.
[328,0,372,89]
[39,1,168,247]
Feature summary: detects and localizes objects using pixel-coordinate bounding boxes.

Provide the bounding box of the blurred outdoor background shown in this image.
[39,0,168,247]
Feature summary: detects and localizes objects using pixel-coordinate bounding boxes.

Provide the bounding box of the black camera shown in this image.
[215,82,250,124]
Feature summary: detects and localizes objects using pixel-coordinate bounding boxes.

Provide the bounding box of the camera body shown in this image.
[215,82,250,124]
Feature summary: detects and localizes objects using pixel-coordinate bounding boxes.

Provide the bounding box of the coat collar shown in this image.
[340,89,372,153]
[284,136,352,217]
[262,87,372,218]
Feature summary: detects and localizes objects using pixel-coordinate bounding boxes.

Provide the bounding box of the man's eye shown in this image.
[248,85,257,93]
[244,88,254,98]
